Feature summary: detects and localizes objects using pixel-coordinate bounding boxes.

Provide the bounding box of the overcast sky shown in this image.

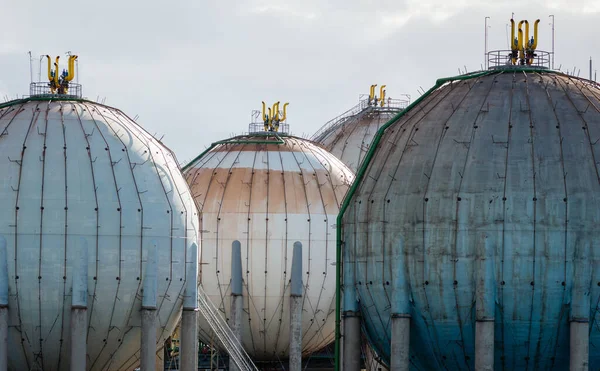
[1,1,599,164]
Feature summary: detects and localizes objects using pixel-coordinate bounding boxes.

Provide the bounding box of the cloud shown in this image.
[1,0,598,163]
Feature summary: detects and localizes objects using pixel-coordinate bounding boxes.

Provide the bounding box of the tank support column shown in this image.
[570,242,591,371]
[475,236,495,371]
[181,243,199,371]
[141,241,158,371]
[342,238,361,371]
[0,236,8,371]
[70,238,89,371]
[391,236,410,371]
[229,241,243,371]
[289,242,303,371]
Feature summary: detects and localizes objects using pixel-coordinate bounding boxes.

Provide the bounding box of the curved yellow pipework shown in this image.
[267,108,272,130]
[370,84,377,100]
[518,29,524,61]
[54,57,60,85]
[46,55,53,81]
[524,20,530,49]
[66,55,78,82]
[518,21,525,51]
[272,102,280,121]
[532,19,540,49]
[379,85,386,99]
[510,19,516,51]
[262,101,267,121]
[380,88,386,107]
[281,103,289,121]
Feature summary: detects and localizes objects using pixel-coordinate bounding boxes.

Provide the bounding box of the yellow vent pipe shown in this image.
[281,103,289,122]
[66,55,78,82]
[380,85,386,107]
[532,19,540,50]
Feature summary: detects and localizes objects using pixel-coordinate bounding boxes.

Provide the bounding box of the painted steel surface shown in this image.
[184,135,353,360]
[0,99,199,371]
[342,72,600,370]
[313,110,399,173]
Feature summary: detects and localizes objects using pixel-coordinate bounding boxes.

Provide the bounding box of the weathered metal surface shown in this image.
[0,100,199,370]
[184,135,353,360]
[342,72,600,370]
[313,110,400,173]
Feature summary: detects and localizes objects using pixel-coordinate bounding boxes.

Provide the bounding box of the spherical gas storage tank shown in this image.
[0,98,199,370]
[341,70,600,370]
[184,133,353,360]
[311,99,407,173]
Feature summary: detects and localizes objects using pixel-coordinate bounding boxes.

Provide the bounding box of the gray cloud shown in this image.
[1,1,598,164]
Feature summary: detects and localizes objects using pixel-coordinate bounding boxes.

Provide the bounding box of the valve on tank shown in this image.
[261,101,289,132]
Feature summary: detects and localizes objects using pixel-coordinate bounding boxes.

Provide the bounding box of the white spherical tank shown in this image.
[184,134,353,360]
[0,98,199,370]
[312,110,399,173]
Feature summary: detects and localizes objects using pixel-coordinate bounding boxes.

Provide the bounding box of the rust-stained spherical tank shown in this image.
[184,134,353,360]
[311,100,407,173]
[0,98,199,371]
[342,71,600,370]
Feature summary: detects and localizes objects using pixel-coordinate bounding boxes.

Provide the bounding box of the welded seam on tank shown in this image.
[271,143,289,356]
[35,101,50,370]
[190,143,231,292]
[56,102,71,371]
[245,147,262,357]
[82,105,135,369]
[536,74,575,369]
[147,111,195,340]
[108,106,181,348]
[74,102,123,369]
[290,141,315,334]
[264,144,271,355]
[446,74,499,370]
[498,73,516,371]
[521,71,538,371]
[14,102,40,370]
[204,142,245,313]
[0,102,30,367]
[368,83,455,354]
[89,109,128,370]
[295,142,335,350]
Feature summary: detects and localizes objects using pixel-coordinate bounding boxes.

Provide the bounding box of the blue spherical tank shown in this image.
[0,98,199,370]
[342,71,600,370]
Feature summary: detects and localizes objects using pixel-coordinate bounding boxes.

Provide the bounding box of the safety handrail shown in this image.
[197,284,259,371]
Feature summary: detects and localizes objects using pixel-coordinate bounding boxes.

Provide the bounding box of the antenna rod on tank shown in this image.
[590,57,593,81]
[29,50,33,83]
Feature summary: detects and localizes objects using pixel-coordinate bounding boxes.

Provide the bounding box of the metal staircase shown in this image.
[197,284,259,371]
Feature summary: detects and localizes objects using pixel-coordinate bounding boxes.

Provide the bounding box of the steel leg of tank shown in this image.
[229,241,243,371]
[475,236,495,371]
[181,309,198,371]
[391,236,410,371]
[0,236,8,371]
[181,243,199,371]
[342,313,361,371]
[570,242,591,371]
[570,321,589,371]
[475,320,494,371]
[0,307,6,371]
[141,242,158,371]
[71,238,89,371]
[390,314,410,371]
[289,242,303,371]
